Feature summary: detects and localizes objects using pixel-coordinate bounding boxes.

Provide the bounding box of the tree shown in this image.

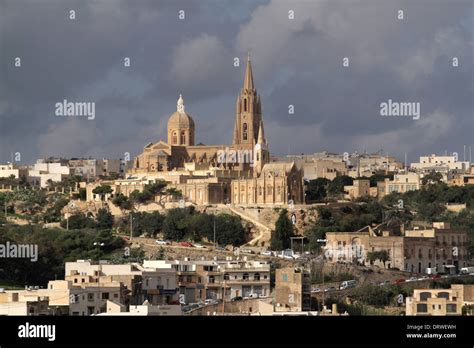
[92,185,113,201]
[328,175,353,196]
[162,208,189,240]
[96,208,114,230]
[366,250,390,267]
[270,209,294,250]
[422,172,443,185]
[305,178,330,202]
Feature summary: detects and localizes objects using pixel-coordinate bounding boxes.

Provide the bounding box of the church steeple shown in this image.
[232,53,262,147]
[243,53,255,91]
[257,119,265,144]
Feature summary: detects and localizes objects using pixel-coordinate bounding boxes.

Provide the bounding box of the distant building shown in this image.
[27,159,70,187]
[411,154,470,173]
[275,267,311,312]
[406,284,474,316]
[344,179,370,200]
[0,163,28,180]
[377,172,420,199]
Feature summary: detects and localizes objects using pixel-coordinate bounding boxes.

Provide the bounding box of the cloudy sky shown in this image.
[0,0,473,164]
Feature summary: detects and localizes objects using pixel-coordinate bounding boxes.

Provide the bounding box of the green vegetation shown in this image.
[0,225,124,286]
[270,209,295,250]
[161,208,246,245]
[306,202,383,251]
[366,250,390,267]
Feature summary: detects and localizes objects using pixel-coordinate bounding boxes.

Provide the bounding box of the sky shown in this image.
[0,0,473,165]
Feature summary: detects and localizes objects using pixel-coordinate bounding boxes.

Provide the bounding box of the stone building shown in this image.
[275,267,311,312]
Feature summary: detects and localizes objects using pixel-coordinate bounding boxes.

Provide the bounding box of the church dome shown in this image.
[167,94,195,129]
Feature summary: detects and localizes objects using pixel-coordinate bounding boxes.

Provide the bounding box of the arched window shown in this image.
[244,99,247,112]
[254,273,260,281]
[172,131,177,145]
[224,273,230,281]
[180,131,186,144]
[243,123,248,140]
[243,273,249,280]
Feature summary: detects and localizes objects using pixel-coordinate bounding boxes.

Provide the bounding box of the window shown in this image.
[282,274,288,282]
[420,292,432,301]
[224,273,230,280]
[446,304,457,313]
[180,131,186,144]
[102,293,109,300]
[243,123,248,140]
[244,99,247,112]
[416,303,428,313]
[243,273,249,280]
[254,273,260,281]
[172,131,177,145]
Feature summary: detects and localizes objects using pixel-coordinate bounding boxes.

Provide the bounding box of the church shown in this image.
[128,55,304,206]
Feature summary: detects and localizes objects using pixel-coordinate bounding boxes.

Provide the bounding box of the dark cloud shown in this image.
[0,0,472,164]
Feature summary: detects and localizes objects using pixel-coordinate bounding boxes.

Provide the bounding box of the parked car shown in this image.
[240,249,254,254]
[261,250,273,256]
[193,243,206,249]
[431,274,441,280]
[311,288,321,294]
[155,240,169,245]
[205,299,219,305]
[122,236,130,241]
[179,241,194,247]
[324,287,336,293]
[418,275,430,281]
[247,293,259,299]
[406,277,418,282]
[339,280,357,290]
[394,278,406,284]
[231,296,243,302]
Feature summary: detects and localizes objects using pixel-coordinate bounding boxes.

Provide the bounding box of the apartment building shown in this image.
[144,259,271,304]
[406,284,474,316]
[65,260,178,306]
[0,291,50,316]
[275,267,311,312]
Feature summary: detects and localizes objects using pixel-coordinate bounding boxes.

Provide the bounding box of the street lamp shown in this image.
[93,242,105,314]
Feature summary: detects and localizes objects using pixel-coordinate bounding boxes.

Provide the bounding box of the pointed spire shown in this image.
[243,52,254,91]
[232,117,240,144]
[257,119,265,144]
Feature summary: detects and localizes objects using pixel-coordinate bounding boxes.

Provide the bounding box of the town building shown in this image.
[324,222,470,273]
[0,163,28,180]
[406,284,474,316]
[344,179,371,200]
[274,267,311,312]
[27,159,71,187]
[377,172,421,199]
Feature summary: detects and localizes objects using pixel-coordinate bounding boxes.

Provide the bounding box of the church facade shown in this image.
[128,55,304,206]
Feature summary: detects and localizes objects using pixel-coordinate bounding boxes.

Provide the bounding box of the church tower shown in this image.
[233,54,262,149]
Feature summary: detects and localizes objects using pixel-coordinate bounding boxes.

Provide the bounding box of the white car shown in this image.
[193,243,206,249]
[406,277,418,282]
[261,250,273,256]
[205,299,218,305]
[155,240,169,245]
[311,288,321,293]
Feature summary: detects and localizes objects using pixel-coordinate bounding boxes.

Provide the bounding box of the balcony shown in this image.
[224,278,269,285]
